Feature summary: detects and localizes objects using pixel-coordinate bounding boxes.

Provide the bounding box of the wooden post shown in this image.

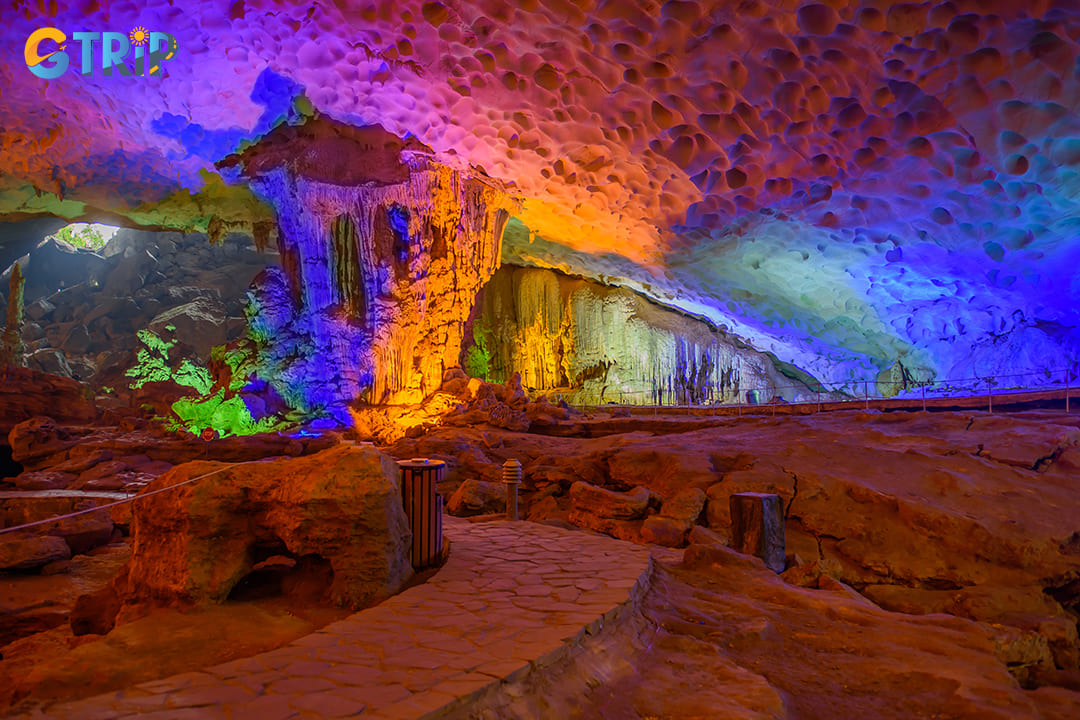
[987,377,993,414]
[921,383,926,412]
[730,492,786,573]
[864,380,869,410]
[1067,370,1070,414]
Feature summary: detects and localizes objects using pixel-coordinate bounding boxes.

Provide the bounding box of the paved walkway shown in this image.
[22,517,659,720]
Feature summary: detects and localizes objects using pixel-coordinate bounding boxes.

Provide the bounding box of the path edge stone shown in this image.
[415,553,660,720]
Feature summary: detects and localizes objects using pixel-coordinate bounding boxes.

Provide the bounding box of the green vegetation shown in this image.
[463,326,491,380]
[125,329,211,394]
[126,330,285,437]
[171,390,283,437]
[209,344,250,391]
[53,224,107,250]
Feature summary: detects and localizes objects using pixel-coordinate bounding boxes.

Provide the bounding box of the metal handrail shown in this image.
[556,366,1078,414]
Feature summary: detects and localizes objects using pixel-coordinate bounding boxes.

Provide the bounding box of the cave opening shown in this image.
[228,541,335,605]
[0,444,22,481]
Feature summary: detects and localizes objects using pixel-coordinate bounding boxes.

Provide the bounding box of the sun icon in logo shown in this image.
[129,26,149,46]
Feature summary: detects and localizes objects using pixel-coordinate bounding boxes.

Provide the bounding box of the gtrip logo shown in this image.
[25,26,177,79]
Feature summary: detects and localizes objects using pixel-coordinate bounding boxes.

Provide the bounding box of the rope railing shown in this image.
[0,460,262,537]
[3,366,1075,539]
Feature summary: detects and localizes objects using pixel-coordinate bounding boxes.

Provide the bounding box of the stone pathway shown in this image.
[20,517,660,720]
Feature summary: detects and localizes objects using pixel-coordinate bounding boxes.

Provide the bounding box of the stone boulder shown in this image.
[8,416,78,471]
[642,487,707,547]
[25,348,73,378]
[9,470,76,490]
[46,512,116,555]
[0,534,71,570]
[148,296,228,360]
[70,585,123,636]
[0,370,98,438]
[447,479,505,517]
[102,247,155,297]
[567,481,658,542]
[73,455,173,492]
[61,324,91,355]
[569,481,653,519]
[24,297,55,322]
[111,444,412,619]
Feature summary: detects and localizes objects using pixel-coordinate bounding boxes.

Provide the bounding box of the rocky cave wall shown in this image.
[0,224,275,391]
[3,2,1080,393]
[467,265,817,405]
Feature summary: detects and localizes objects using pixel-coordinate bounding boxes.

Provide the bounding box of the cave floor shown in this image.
[5,408,1080,718]
[5,517,656,720]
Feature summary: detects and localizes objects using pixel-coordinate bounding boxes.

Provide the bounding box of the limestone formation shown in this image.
[446,478,505,517]
[222,118,518,416]
[110,444,413,618]
[6,3,1080,394]
[467,265,823,405]
[1,262,24,367]
[0,534,70,571]
[641,487,707,548]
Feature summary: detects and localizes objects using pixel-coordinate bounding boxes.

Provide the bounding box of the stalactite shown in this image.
[467,265,819,406]
[235,125,518,414]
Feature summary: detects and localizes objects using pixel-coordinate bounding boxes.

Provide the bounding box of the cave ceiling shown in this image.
[2,0,1079,384]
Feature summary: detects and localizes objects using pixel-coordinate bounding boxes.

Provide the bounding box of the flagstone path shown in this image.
[17,517,663,720]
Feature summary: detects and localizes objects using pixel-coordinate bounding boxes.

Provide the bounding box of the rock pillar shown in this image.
[729,491,786,573]
[219,118,518,417]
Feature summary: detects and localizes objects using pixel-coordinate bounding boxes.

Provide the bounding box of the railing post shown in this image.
[921,383,926,412]
[987,377,993,414]
[864,380,869,410]
[1067,369,1071,414]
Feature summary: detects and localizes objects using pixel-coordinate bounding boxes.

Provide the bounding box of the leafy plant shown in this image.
[125,328,213,394]
[126,330,285,437]
[170,390,285,438]
[53,224,107,250]
[463,327,491,380]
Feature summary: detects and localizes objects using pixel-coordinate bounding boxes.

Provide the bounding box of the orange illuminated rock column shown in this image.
[221,120,518,411]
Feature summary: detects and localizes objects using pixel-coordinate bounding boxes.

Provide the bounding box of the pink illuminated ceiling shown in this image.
[1,1,1080,386]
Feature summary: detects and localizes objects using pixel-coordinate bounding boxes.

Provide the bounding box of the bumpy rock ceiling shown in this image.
[2,0,1079,388]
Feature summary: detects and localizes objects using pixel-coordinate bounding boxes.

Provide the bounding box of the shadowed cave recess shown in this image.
[3,1,1080,718]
